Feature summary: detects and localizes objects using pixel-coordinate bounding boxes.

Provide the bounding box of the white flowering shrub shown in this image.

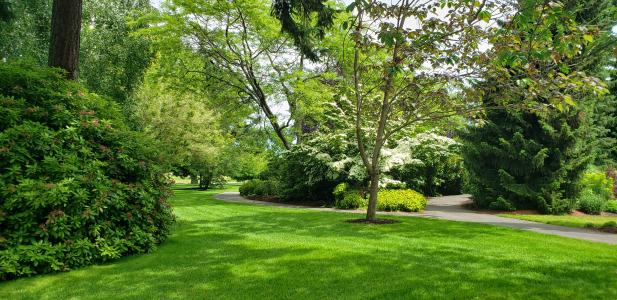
[388,132,465,196]
[266,132,368,203]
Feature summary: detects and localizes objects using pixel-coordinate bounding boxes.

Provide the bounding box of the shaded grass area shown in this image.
[1,186,617,299]
[499,214,617,230]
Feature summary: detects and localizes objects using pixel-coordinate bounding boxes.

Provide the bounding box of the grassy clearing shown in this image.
[1,185,617,299]
[499,214,617,229]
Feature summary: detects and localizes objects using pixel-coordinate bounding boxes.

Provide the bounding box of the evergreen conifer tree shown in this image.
[461,89,594,213]
[461,0,615,214]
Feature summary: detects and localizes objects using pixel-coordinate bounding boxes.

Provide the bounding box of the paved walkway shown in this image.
[215,192,617,245]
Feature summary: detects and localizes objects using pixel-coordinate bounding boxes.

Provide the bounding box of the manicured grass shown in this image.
[2,186,617,299]
[499,214,617,229]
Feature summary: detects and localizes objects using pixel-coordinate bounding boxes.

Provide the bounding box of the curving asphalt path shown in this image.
[214,192,617,245]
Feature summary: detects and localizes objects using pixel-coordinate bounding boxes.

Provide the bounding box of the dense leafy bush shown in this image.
[0,64,174,280]
[377,189,427,212]
[577,190,605,215]
[604,200,617,213]
[239,179,280,197]
[388,133,465,196]
[335,191,366,210]
[488,197,516,211]
[579,171,613,200]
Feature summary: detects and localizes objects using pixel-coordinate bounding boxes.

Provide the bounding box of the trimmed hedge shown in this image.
[0,64,174,280]
[377,189,427,212]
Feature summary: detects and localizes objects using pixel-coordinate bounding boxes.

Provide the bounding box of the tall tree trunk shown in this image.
[48,0,83,80]
[190,175,198,185]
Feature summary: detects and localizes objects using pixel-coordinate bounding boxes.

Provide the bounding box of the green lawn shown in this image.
[2,186,617,299]
[498,214,617,229]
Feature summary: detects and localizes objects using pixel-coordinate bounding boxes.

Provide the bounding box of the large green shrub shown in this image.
[0,64,174,280]
[377,189,427,212]
[577,190,605,215]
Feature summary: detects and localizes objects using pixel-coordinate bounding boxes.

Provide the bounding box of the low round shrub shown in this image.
[377,189,427,212]
[604,200,617,214]
[584,222,596,228]
[580,171,613,201]
[239,179,257,196]
[603,221,617,228]
[335,190,367,209]
[488,197,516,211]
[239,179,280,197]
[0,64,174,280]
[577,190,604,215]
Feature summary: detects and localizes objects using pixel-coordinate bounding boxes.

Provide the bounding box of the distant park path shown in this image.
[215,192,617,245]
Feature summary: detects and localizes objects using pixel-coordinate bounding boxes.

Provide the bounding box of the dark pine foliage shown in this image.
[461,90,594,214]
[595,63,617,165]
[0,64,174,280]
[271,0,336,61]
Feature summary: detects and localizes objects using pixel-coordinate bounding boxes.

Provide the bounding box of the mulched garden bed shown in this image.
[597,226,617,234]
[245,195,326,208]
[345,218,400,225]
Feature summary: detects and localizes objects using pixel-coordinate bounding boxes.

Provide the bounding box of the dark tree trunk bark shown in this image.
[198,169,213,190]
[366,171,380,221]
[48,0,83,80]
[190,175,198,185]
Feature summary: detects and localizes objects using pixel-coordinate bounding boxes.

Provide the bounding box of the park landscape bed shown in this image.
[1,185,616,299]
[498,213,617,233]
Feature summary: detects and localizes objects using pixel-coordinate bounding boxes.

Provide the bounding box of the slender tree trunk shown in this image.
[190,175,198,185]
[48,0,83,80]
[363,6,407,221]
[366,171,380,220]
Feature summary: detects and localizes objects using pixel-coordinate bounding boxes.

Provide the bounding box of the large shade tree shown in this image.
[141,0,334,150]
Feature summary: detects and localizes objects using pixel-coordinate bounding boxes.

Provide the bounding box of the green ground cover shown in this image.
[499,214,617,229]
[1,185,616,299]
